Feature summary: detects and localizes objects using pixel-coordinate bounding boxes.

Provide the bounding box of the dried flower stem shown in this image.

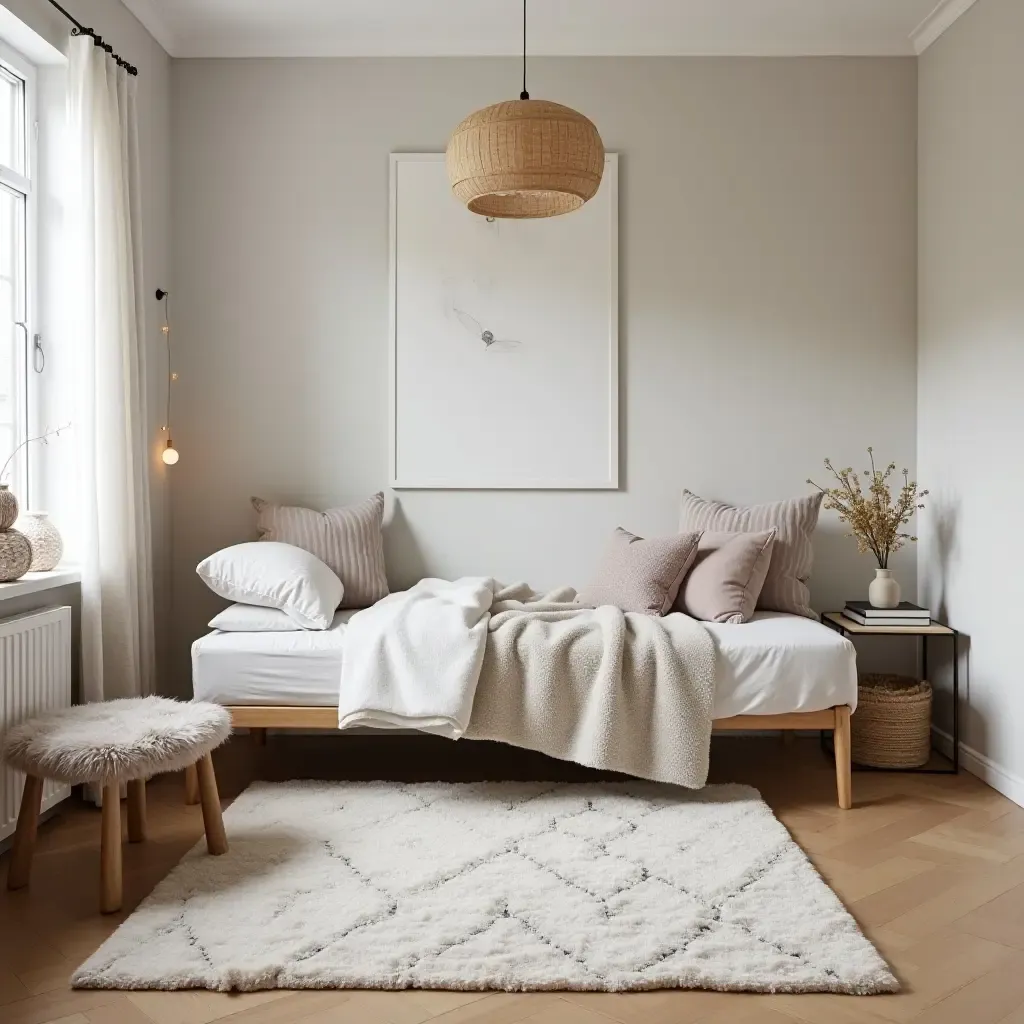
[0,423,72,484]
[808,447,927,569]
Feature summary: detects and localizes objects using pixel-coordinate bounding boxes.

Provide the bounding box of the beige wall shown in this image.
[918,0,1024,801]
[167,56,918,695]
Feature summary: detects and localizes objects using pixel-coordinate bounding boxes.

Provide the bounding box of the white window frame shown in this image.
[0,36,36,505]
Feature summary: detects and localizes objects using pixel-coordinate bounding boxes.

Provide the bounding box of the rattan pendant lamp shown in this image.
[445,0,605,219]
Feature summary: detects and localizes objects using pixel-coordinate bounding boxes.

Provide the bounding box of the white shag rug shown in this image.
[73,781,897,995]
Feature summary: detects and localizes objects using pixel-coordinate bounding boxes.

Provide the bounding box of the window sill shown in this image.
[0,568,81,603]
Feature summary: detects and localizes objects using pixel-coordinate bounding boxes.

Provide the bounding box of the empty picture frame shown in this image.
[389,152,619,489]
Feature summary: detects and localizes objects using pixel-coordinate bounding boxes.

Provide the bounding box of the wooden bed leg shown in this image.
[184,762,200,805]
[834,706,853,810]
[250,727,267,747]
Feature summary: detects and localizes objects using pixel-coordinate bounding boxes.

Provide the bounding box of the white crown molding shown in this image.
[172,39,919,60]
[911,0,980,54]
[119,0,180,57]
[112,1,936,60]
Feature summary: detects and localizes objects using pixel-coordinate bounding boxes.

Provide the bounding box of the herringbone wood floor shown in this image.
[2,734,1023,1024]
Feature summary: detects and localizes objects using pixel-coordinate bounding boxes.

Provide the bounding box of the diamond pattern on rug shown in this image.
[72,781,898,995]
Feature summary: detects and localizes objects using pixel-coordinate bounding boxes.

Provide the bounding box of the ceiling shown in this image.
[120,0,977,60]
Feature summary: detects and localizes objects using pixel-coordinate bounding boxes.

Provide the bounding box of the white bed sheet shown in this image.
[192,609,857,719]
[703,612,857,716]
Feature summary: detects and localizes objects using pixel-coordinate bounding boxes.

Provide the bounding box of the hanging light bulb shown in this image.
[157,288,179,466]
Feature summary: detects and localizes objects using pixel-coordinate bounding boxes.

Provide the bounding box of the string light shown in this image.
[156,288,179,466]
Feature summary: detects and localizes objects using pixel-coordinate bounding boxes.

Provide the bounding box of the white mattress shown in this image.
[702,613,857,716]
[192,610,857,719]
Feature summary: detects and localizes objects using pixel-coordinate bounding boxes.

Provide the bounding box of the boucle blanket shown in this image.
[339,579,716,789]
[466,583,716,789]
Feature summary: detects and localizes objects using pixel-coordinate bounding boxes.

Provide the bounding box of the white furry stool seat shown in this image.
[3,697,233,913]
[4,696,231,783]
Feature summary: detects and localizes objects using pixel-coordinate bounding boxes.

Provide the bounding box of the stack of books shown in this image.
[843,601,931,627]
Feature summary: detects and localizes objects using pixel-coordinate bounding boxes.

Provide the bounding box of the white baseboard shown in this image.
[932,726,1024,808]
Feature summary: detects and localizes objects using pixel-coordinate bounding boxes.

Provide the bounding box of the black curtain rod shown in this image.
[46,0,138,76]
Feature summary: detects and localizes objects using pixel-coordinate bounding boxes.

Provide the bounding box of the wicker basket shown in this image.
[852,674,933,768]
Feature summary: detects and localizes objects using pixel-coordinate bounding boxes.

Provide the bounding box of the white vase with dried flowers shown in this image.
[808,448,928,609]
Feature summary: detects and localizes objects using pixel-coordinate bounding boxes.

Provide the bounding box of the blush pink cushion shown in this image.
[674,530,777,624]
[577,528,702,616]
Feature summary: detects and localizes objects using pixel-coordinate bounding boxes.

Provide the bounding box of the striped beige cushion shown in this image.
[678,491,823,619]
[251,493,389,609]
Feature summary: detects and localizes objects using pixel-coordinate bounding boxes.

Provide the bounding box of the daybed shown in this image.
[188,609,857,808]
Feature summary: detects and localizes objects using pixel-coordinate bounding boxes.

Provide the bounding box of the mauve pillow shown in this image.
[675,530,777,624]
[576,528,702,616]
[678,490,823,619]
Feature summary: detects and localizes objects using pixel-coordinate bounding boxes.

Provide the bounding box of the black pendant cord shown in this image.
[46,0,138,75]
[520,0,529,100]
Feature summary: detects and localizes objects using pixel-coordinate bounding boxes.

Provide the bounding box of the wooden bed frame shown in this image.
[186,705,852,810]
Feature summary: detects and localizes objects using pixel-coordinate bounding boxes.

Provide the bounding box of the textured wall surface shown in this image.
[168,55,918,693]
[919,0,1024,800]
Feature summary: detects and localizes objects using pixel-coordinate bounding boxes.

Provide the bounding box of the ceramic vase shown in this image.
[868,568,901,609]
[0,483,18,531]
[16,511,63,572]
[0,529,31,582]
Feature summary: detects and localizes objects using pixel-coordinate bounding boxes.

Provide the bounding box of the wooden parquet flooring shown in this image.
[2,734,1023,1024]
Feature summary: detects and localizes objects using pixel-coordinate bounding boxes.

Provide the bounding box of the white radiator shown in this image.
[0,606,73,842]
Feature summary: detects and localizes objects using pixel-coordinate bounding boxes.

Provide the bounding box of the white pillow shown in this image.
[197,542,343,630]
[209,603,304,632]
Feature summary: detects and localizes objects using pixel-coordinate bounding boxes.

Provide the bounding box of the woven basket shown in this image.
[852,674,933,768]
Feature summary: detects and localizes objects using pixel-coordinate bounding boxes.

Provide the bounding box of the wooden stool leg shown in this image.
[100,780,123,913]
[196,753,228,856]
[7,775,44,891]
[250,727,267,747]
[184,762,200,805]
[834,706,853,811]
[127,779,147,843]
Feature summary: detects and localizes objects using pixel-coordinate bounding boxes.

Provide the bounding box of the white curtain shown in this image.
[67,36,156,703]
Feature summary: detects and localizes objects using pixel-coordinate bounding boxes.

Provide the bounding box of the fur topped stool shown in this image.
[3,696,232,913]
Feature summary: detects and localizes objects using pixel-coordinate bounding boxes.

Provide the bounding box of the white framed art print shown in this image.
[389,152,619,489]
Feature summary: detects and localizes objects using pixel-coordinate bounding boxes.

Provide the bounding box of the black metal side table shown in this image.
[821,612,959,775]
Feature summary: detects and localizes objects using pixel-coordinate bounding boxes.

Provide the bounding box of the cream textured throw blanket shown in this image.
[467,582,716,789]
[339,579,716,788]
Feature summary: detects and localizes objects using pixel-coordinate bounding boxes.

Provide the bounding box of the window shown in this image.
[0,41,32,500]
